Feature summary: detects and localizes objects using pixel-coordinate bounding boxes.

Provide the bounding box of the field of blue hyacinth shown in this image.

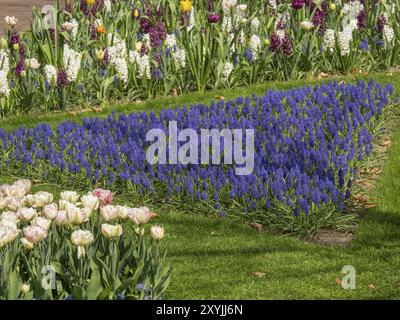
[1,0,400,301]
[0,80,393,225]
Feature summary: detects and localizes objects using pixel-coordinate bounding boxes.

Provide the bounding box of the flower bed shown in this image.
[0,81,393,231]
[0,179,171,300]
[0,0,398,115]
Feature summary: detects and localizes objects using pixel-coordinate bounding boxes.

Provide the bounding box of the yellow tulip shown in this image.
[180,0,192,13]
[133,9,139,18]
[85,0,96,5]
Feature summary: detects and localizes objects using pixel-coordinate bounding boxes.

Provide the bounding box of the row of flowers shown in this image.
[0,179,171,300]
[0,0,398,116]
[0,80,393,231]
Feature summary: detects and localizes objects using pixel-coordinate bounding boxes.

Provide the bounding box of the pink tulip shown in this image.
[92,189,113,206]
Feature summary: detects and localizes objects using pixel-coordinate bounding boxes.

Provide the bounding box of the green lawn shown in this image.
[1,72,400,299]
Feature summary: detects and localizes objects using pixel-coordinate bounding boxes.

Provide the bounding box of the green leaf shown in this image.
[86,267,103,300]
[7,271,22,300]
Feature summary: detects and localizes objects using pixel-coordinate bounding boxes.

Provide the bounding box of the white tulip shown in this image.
[17,207,37,222]
[4,16,18,26]
[101,224,123,239]
[23,194,36,207]
[23,225,47,244]
[58,199,70,210]
[55,210,67,226]
[33,192,53,208]
[128,207,153,225]
[13,179,32,194]
[42,203,58,220]
[81,193,100,211]
[117,205,130,219]
[60,191,80,204]
[0,225,20,248]
[301,20,314,32]
[0,211,20,224]
[6,197,23,212]
[81,207,92,222]
[31,217,52,231]
[5,185,26,198]
[66,203,86,225]
[150,225,165,240]
[100,205,120,222]
[71,230,94,246]
[0,217,18,230]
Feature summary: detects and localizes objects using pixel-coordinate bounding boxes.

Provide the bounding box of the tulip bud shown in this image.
[134,227,144,236]
[95,49,105,61]
[300,20,314,32]
[135,41,143,53]
[85,0,95,5]
[330,3,336,11]
[12,43,19,51]
[264,39,270,46]
[21,283,30,294]
[133,9,139,18]
[0,37,7,49]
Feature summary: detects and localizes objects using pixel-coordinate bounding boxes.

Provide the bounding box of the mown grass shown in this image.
[1,72,400,299]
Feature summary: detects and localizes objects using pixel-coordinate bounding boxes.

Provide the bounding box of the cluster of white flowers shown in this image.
[4,16,18,27]
[222,61,234,81]
[25,58,40,70]
[324,29,336,52]
[250,34,261,59]
[222,16,233,33]
[63,44,82,82]
[383,25,395,45]
[44,64,57,84]
[165,34,177,49]
[338,25,354,56]
[342,0,363,19]
[174,48,186,69]
[129,51,151,79]
[0,49,10,97]
[0,70,9,97]
[0,180,163,255]
[0,50,10,73]
[250,17,260,34]
[61,19,78,39]
[108,33,129,83]
[222,0,237,14]
[236,4,248,24]
[104,0,112,13]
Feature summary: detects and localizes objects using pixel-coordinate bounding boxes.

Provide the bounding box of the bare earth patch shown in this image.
[310,229,354,247]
